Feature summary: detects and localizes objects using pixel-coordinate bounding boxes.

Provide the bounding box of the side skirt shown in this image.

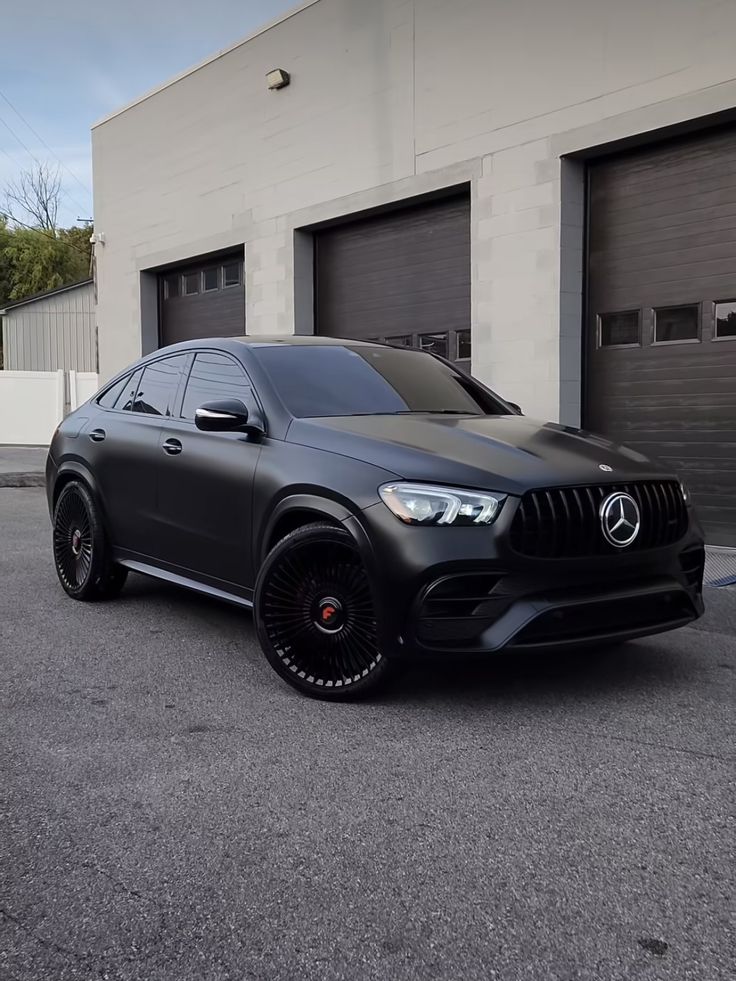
[117,557,254,609]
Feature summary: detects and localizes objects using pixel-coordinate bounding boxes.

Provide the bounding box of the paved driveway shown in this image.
[1,488,734,981]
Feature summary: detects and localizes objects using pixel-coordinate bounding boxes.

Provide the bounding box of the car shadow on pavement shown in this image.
[121,573,696,706]
[379,637,697,706]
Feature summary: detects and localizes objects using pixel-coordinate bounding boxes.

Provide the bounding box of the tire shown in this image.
[254,523,391,700]
[52,481,128,601]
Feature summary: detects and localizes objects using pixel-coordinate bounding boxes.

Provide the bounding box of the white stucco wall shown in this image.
[92,0,736,423]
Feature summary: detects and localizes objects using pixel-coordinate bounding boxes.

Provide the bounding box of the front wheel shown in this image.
[254,523,391,700]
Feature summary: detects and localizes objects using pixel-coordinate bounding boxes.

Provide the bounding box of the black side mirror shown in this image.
[195,399,259,434]
[507,401,522,415]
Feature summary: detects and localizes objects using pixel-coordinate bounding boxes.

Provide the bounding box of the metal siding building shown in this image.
[1,280,97,372]
[91,0,736,544]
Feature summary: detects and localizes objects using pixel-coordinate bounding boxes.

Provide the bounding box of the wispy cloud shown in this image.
[0,0,296,225]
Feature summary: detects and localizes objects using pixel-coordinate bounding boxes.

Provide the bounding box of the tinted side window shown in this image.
[181,353,253,419]
[132,355,188,416]
[98,373,130,409]
[119,368,144,411]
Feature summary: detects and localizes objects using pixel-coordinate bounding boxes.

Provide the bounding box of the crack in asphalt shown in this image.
[572,728,735,763]
[0,906,89,965]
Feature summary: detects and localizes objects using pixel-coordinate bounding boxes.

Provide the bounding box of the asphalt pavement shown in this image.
[0,446,46,487]
[1,487,734,981]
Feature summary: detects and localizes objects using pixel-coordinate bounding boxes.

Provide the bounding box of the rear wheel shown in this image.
[53,481,127,601]
[254,523,391,700]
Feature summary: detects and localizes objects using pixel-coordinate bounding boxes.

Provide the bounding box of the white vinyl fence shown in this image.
[69,371,101,410]
[0,370,99,445]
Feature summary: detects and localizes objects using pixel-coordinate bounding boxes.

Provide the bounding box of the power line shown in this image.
[0,88,92,199]
[0,110,91,217]
[2,209,92,259]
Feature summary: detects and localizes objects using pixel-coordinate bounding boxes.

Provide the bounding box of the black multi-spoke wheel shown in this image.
[53,481,127,601]
[254,523,391,700]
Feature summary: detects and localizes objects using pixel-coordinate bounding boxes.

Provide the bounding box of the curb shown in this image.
[0,473,45,488]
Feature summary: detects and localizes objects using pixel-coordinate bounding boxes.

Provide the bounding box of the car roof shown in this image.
[141,335,390,360]
[230,335,380,347]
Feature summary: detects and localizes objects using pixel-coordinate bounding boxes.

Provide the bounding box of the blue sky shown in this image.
[0,0,297,227]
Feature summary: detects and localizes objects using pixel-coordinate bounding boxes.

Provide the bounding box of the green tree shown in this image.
[0,216,13,308]
[1,161,92,303]
[3,226,89,301]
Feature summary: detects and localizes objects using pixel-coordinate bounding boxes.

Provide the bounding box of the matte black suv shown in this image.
[47,336,705,699]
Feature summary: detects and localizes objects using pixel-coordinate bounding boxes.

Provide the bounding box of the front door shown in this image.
[154,351,262,593]
[87,357,187,558]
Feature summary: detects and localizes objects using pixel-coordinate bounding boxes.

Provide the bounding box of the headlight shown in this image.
[679,481,691,505]
[379,482,505,526]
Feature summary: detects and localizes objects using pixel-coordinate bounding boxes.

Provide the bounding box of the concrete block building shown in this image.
[92,0,736,544]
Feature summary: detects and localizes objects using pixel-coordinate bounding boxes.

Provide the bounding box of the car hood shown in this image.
[287,414,671,495]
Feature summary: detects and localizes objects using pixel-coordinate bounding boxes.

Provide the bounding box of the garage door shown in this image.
[586,128,736,546]
[315,194,471,366]
[159,252,245,347]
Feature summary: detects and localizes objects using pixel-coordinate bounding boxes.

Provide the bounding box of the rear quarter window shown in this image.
[97,374,131,409]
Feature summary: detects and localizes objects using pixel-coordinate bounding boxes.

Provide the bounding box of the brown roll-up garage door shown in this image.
[159,252,245,347]
[586,128,736,546]
[314,194,471,366]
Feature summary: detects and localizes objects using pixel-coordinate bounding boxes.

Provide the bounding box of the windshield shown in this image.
[253,344,511,418]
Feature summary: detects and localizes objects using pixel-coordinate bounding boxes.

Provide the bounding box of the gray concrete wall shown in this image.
[92,0,736,423]
[2,282,97,372]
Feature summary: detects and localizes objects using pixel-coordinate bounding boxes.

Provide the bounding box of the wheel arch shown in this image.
[52,462,102,511]
[260,495,353,563]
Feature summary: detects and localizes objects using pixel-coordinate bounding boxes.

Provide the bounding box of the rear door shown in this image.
[154,351,263,593]
[88,354,189,556]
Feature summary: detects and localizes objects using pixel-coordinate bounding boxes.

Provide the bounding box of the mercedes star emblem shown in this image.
[599,464,613,472]
[599,492,640,548]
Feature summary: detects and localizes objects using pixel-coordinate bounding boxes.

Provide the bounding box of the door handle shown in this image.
[162,437,183,456]
[89,428,106,442]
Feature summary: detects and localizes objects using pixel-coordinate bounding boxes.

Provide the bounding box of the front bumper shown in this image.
[345,499,705,658]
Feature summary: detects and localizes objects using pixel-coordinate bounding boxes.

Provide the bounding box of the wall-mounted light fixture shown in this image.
[266,68,290,91]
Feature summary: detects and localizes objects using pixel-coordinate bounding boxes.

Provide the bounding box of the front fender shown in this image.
[258,493,354,564]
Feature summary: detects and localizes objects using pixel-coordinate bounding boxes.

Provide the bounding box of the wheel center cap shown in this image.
[71,529,82,556]
[314,596,344,633]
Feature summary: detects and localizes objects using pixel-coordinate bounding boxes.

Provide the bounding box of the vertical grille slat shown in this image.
[510,480,687,558]
[558,489,573,557]
[640,483,655,549]
[651,482,666,545]
[544,491,559,558]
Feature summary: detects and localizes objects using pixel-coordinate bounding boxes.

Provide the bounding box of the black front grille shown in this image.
[510,481,688,559]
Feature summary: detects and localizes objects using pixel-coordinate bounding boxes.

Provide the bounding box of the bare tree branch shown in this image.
[5,163,61,231]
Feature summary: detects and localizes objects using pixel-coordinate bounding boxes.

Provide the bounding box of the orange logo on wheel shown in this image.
[322,605,336,622]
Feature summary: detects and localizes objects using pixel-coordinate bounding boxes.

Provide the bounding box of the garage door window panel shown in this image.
[202,268,219,292]
[223,262,242,288]
[183,273,199,296]
[598,311,640,348]
[653,305,700,344]
[714,300,736,340]
[456,329,471,361]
